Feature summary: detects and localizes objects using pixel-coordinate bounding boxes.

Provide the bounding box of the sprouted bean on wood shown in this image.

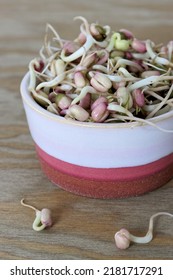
[21,199,52,231]
[114,212,173,250]
[28,16,173,126]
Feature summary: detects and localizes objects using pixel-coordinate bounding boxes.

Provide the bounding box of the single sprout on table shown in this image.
[28,16,173,129]
[21,199,52,231]
[114,212,173,250]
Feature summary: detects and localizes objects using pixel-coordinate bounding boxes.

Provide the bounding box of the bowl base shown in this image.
[35,144,173,199]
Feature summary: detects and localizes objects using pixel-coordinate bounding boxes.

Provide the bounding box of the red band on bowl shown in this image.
[35,144,173,198]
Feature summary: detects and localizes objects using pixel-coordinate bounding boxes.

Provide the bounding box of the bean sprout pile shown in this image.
[28,16,173,125]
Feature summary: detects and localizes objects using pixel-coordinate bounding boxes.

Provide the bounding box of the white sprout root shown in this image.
[115,212,173,250]
[28,17,173,130]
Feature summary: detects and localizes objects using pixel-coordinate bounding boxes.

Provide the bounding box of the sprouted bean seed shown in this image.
[21,199,52,231]
[114,212,173,249]
[28,16,173,126]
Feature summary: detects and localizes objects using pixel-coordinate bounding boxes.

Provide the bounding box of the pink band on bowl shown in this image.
[35,144,173,198]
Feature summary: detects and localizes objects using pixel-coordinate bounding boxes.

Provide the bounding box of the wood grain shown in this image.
[0,0,173,260]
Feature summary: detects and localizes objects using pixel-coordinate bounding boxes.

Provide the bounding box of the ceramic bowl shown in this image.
[20,72,173,198]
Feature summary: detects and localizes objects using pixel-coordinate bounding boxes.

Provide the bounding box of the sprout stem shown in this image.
[21,198,38,212]
[61,34,94,62]
[146,83,173,118]
[129,212,173,244]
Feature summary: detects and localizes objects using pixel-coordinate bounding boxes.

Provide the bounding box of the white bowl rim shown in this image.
[20,72,173,129]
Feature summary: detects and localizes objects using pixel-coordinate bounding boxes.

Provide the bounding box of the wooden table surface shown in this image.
[0,0,173,260]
